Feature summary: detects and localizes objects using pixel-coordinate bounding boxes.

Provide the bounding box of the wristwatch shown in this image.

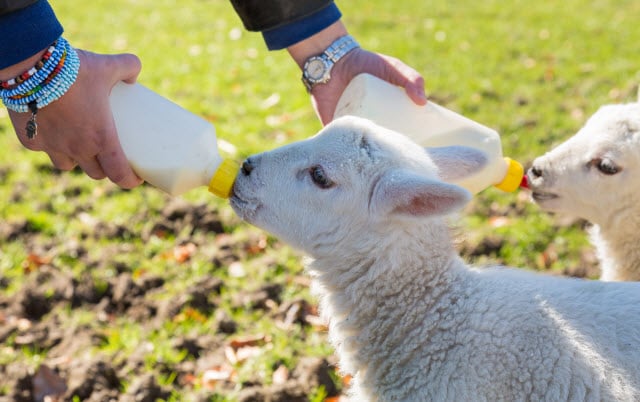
[301,35,360,92]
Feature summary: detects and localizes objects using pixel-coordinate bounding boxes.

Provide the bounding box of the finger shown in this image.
[47,151,77,171]
[96,144,143,189]
[76,157,107,180]
[379,56,428,105]
[403,74,428,106]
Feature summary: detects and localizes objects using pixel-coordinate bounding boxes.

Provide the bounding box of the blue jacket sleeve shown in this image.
[0,0,63,69]
[261,3,341,50]
[0,1,341,71]
[229,0,342,50]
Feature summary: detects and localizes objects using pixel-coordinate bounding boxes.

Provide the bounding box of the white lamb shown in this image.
[527,100,640,281]
[230,115,640,401]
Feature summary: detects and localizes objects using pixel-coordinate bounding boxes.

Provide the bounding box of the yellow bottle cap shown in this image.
[494,157,524,192]
[208,158,238,198]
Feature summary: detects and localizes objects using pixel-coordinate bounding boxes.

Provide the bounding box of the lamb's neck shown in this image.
[308,220,469,376]
[591,222,640,281]
[310,220,459,292]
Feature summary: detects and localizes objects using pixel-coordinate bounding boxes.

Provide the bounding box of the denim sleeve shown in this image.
[0,0,63,69]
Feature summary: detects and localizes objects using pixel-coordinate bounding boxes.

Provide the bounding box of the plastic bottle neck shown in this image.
[208,158,238,198]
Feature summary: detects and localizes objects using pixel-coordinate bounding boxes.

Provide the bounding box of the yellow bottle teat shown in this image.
[494,157,524,192]
[208,159,238,198]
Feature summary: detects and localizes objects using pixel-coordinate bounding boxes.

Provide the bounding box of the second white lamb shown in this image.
[527,99,640,281]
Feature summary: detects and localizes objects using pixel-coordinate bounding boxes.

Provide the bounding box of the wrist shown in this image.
[1,37,81,140]
[287,21,349,69]
[0,48,48,81]
[0,0,63,69]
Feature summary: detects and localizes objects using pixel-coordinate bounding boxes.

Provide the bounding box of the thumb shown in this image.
[108,53,142,85]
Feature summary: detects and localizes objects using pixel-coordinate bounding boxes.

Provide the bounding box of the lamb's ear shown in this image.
[371,169,471,217]
[424,146,487,182]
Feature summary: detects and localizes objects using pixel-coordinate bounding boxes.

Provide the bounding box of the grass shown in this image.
[1,0,640,400]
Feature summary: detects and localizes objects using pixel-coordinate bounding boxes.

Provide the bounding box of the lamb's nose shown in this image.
[241,158,255,176]
[529,165,543,179]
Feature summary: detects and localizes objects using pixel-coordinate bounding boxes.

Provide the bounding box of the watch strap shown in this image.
[301,35,360,92]
[324,35,359,63]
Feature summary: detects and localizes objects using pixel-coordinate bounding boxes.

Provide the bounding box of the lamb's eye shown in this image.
[594,158,620,175]
[310,166,334,189]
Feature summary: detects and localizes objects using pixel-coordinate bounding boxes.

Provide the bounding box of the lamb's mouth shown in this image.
[229,189,249,210]
[531,191,558,202]
[229,189,260,221]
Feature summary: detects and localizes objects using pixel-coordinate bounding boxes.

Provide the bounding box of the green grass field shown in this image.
[1,0,639,400]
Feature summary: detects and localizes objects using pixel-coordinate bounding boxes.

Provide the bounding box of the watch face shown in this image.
[305,57,329,83]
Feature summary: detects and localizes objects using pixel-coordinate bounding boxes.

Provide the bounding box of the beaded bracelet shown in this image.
[0,37,80,139]
[6,50,68,102]
[0,41,57,90]
[5,50,69,103]
[1,39,67,98]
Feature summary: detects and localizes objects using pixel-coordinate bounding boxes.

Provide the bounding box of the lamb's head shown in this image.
[230,115,485,258]
[527,102,640,224]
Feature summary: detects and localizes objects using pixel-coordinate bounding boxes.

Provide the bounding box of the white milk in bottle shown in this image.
[109,82,237,197]
[334,73,523,194]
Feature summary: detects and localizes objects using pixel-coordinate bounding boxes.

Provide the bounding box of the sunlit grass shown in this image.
[1,0,639,399]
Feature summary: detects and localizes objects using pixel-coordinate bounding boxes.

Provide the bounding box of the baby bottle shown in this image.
[109,82,237,197]
[334,73,523,194]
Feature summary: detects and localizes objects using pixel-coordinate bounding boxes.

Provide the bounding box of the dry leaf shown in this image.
[224,345,238,365]
[272,364,289,384]
[234,345,262,363]
[151,228,170,239]
[173,307,207,324]
[22,253,52,272]
[214,233,233,245]
[202,364,236,390]
[488,216,510,228]
[226,334,271,364]
[17,317,32,331]
[245,234,268,255]
[225,345,264,364]
[229,334,268,349]
[174,243,197,263]
[228,261,246,278]
[305,314,328,331]
[180,373,198,387]
[537,244,558,269]
[32,364,67,401]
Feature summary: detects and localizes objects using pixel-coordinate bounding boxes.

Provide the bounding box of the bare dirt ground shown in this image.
[1,198,341,402]
[0,194,597,401]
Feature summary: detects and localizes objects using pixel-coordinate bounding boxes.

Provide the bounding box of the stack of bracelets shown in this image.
[0,36,80,139]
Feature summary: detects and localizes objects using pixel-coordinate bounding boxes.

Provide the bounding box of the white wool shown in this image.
[232,115,640,401]
[528,102,640,281]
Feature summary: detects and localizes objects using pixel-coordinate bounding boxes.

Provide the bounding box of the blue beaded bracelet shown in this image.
[3,52,79,110]
[4,49,69,105]
[1,37,80,139]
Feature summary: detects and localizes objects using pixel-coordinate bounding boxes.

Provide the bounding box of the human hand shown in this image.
[309,47,426,125]
[287,21,426,125]
[6,49,144,189]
